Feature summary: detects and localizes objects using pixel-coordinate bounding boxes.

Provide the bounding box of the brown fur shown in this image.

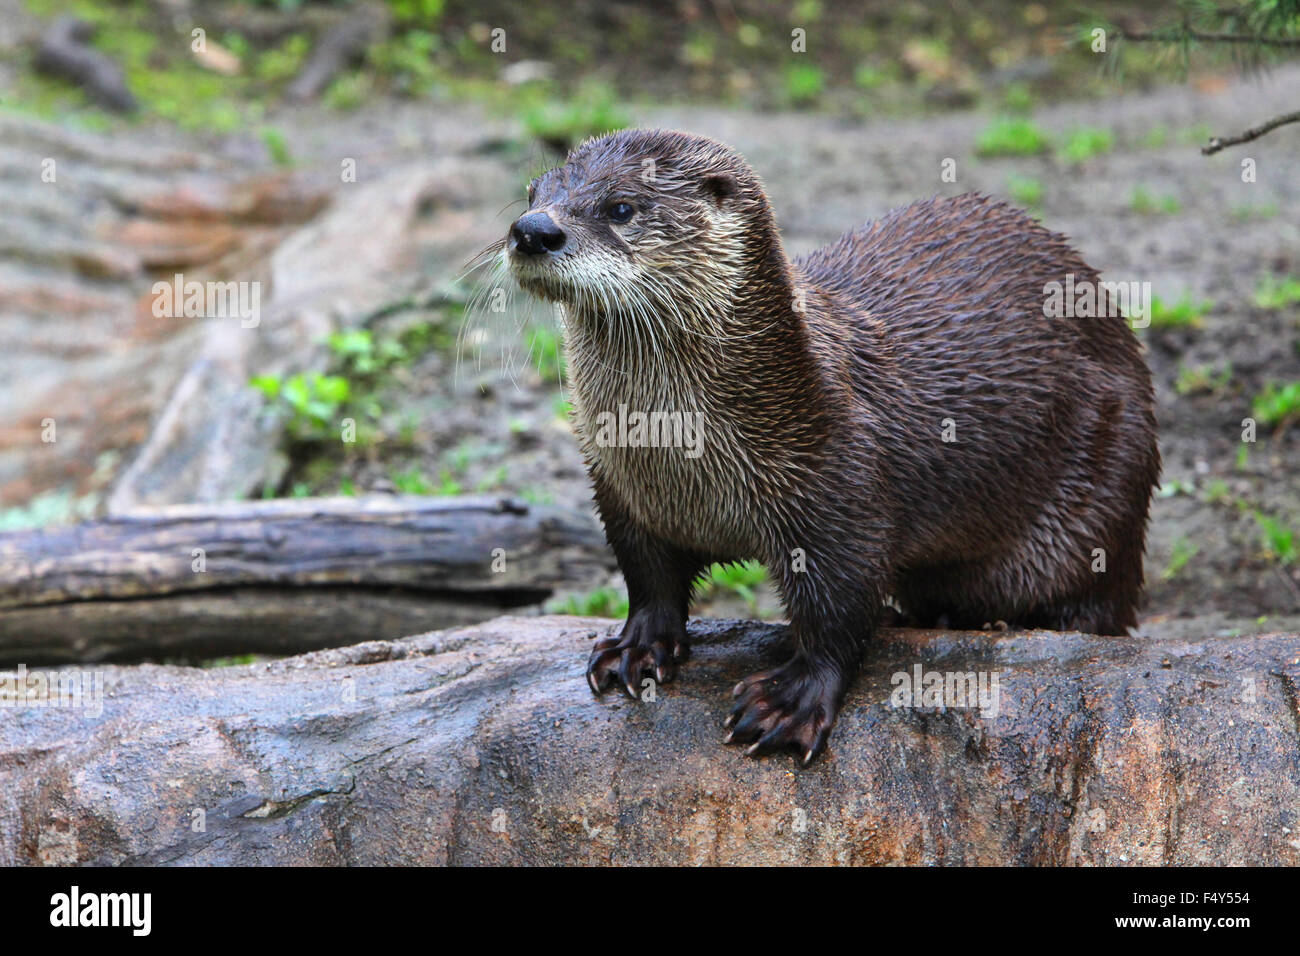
[505,129,1161,764]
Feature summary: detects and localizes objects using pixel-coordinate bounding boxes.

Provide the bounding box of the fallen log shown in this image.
[34,17,137,112]
[286,4,390,102]
[2,615,1297,865]
[0,497,613,665]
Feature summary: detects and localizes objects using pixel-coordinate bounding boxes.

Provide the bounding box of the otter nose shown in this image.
[510,211,566,255]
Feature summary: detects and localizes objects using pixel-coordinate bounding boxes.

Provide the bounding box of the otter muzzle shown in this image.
[509,212,566,256]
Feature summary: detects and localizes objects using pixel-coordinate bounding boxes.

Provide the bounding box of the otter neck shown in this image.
[561,246,844,462]
[563,241,814,386]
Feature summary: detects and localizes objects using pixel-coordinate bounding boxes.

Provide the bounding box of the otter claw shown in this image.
[585,614,689,701]
[724,656,845,764]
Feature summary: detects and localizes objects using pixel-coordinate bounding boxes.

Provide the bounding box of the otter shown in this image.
[504,129,1160,765]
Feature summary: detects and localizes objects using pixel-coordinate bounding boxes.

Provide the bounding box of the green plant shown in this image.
[1138,125,1169,148]
[693,560,767,612]
[395,415,421,448]
[400,469,439,495]
[548,587,630,618]
[260,126,293,166]
[0,488,97,531]
[1058,127,1114,163]
[1129,185,1181,215]
[323,71,373,110]
[519,82,629,150]
[202,654,258,668]
[388,466,460,496]
[446,443,473,473]
[1110,6,1300,155]
[1202,478,1232,505]
[794,0,824,21]
[328,329,408,377]
[1252,381,1300,428]
[853,63,889,90]
[251,372,351,439]
[1253,275,1300,310]
[1161,537,1197,580]
[1001,82,1035,114]
[1006,174,1043,207]
[1156,478,1192,499]
[1177,123,1213,146]
[388,0,446,26]
[369,29,440,94]
[395,313,458,356]
[253,33,310,84]
[526,324,565,382]
[782,63,826,104]
[1254,512,1297,565]
[1173,363,1231,396]
[1229,203,1279,222]
[680,31,716,68]
[975,117,1050,157]
[436,468,464,495]
[475,466,509,492]
[1148,294,1211,329]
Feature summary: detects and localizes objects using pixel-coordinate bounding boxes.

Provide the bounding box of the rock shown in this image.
[103,160,460,512]
[0,114,330,514]
[0,103,511,517]
[2,616,1296,865]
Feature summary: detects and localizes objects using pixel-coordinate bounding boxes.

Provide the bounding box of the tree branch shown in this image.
[1201,109,1300,153]
[1119,28,1300,47]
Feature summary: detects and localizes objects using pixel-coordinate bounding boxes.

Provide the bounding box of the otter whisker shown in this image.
[458,237,508,283]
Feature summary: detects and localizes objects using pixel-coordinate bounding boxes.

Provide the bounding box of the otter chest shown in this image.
[573,376,762,558]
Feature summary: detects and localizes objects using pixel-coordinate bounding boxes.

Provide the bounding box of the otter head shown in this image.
[506,129,776,329]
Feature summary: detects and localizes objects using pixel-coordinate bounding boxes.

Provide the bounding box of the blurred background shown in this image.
[1,0,1298,644]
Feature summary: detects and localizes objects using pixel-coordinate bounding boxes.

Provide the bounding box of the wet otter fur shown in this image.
[505,129,1160,765]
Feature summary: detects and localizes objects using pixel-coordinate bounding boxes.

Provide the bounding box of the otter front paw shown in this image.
[724,655,846,765]
[586,610,689,698]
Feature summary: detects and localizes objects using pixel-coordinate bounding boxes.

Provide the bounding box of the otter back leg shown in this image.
[895,509,1148,637]
[1017,537,1145,636]
[892,565,1003,630]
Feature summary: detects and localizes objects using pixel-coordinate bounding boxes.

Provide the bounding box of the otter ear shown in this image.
[700,173,737,207]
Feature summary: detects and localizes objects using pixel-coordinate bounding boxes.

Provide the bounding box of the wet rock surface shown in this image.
[2,615,1297,865]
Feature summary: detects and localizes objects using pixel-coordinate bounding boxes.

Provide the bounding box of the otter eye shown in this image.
[605,201,635,224]
[527,180,537,204]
